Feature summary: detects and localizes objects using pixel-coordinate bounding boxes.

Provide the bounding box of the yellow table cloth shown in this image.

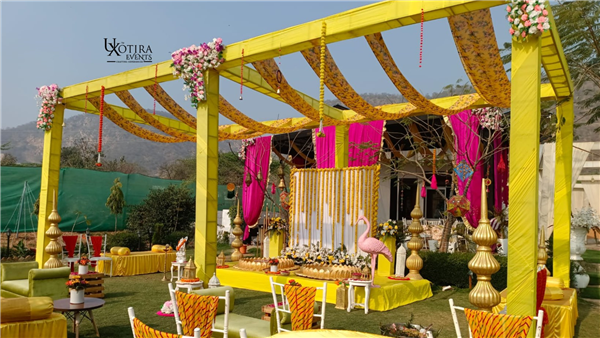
[96,251,177,276]
[0,312,67,338]
[272,329,385,337]
[493,288,578,338]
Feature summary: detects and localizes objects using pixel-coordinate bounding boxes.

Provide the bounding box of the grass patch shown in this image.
[589,272,600,286]
[62,272,599,338]
[582,250,600,264]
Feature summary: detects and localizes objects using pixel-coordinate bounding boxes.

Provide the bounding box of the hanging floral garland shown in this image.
[506,0,550,41]
[238,138,255,160]
[473,107,503,130]
[171,38,225,109]
[35,84,62,131]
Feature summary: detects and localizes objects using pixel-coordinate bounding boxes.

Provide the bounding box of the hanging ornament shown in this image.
[317,21,327,138]
[239,48,244,100]
[498,155,507,174]
[419,8,424,68]
[430,151,438,190]
[278,177,286,190]
[256,169,263,183]
[96,85,104,167]
[245,173,252,187]
[454,160,473,182]
[448,195,471,217]
[400,176,404,212]
[421,184,427,198]
[271,183,276,194]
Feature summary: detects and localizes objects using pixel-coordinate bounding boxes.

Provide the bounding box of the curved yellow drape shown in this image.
[448,9,511,108]
[114,90,196,142]
[219,96,312,134]
[88,97,185,143]
[144,84,198,129]
[302,44,418,120]
[366,33,480,115]
[218,127,263,141]
[252,59,361,126]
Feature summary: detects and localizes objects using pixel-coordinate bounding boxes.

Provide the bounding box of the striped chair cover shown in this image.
[175,291,219,338]
[133,317,181,338]
[464,308,533,338]
[283,285,317,331]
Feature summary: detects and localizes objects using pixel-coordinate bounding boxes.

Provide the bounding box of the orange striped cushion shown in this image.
[133,317,181,338]
[175,291,219,338]
[464,308,532,338]
[284,285,317,331]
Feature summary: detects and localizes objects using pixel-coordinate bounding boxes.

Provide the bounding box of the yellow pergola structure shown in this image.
[36,1,573,318]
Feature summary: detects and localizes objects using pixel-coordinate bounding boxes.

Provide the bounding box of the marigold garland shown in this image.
[317,21,327,138]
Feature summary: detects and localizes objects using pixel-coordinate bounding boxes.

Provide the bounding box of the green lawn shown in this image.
[582,250,600,264]
[68,272,599,338]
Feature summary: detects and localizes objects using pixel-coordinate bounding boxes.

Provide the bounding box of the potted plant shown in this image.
[269,258,279,272]
[77,255,90,275]
[571,261,590,289]
[571,207,599,260]
[66,273,88,304]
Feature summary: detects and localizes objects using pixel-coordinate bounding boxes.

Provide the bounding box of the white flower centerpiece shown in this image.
[570,207,599,261]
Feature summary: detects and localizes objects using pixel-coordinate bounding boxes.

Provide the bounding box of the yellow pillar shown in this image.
[36,104,65,267]
[507,37,541,317]
[195,69,219,286]
[335,125,349,168]
[268,231,284,258]
[552,99,574,285]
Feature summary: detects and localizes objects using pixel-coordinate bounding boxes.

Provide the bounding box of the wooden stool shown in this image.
[347,279,371,314]
[170,261,186,282]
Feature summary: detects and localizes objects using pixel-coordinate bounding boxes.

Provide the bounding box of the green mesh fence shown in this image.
[1,167,243,233]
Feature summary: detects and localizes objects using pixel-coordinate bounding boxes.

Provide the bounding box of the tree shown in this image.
[1,142,11,151]
[61,137,98,169]
[102,156,147,175]
[218,151,245,186]
[1,153,17,166]
[158,158,196,180]
[106,178,126,231]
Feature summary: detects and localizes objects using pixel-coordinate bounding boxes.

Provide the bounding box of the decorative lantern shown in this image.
[448,195,471,218]
[245,174,252,187]
[208,272,221,289]
[454,160,474,182]
[279,191,290,211]
[182,256,198,280]
[216,251,226,267]
[256,169,263,183]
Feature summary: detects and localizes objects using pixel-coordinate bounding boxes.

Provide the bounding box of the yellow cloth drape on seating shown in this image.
[493,288,578,338]
[97,251,177,276]
[464,308,532,338]
[175,291,219,338]
[284,285,317,331]
[0,313,67,338]
[133,317,181,338]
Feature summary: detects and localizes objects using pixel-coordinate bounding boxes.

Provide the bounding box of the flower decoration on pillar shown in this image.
[238,138,255,161]
[35,84,62,131]
[474,107,503,130]
[506,0,550,42]
[454,160,474,182]
[171,38,225,109]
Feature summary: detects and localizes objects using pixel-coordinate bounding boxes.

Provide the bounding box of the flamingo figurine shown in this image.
[357,215,392,287]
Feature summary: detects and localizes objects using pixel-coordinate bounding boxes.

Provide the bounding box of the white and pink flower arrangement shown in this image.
[572,207,600,231]
[238,138,255,160]
[473,107,504,130]
[35,84,62,131]
[506,0,551,41]
[171,38,225,109]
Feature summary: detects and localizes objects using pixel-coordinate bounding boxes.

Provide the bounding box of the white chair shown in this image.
[269,277,327,333]
[448,299,544,338]
[239,329,248,338]
[128,307,199,338]
[168,283,230,338]
[62,234,83,268]
[87,234,113,277]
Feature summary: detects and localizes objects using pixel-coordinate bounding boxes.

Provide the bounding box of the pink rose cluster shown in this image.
[506,0,550,41]
[474,107,503,131]
[36,84,62,131]
[171,38,225,109]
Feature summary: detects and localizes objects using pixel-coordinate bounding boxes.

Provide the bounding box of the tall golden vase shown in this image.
[231,198,244,261]
[406,184,424,280]
[43,190,63,269]
[467,179,501,312]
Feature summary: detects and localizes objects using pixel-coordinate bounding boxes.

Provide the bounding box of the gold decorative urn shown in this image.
[44,190,63,269]
[335,283,348,310]
[406,184,424,280]
[231,198,244,261]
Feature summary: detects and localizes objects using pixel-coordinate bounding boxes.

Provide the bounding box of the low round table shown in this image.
[175,280,204,292]
[54,297,105,338]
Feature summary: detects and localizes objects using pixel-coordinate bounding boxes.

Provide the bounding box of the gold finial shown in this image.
[44,190,63,269]
[538,226,548,268]
[467,179,501,312]
[406,183,424,280]
[231,195,244,261]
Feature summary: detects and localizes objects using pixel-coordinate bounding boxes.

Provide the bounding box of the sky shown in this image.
[0,1,511,130]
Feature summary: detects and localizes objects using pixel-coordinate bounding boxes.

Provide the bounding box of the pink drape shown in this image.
[493,135,509,210]
[315,126,336,168]
[450,111,482,227]
[243,136,272,240]
[349,121,385,167]
[315,122,384,168]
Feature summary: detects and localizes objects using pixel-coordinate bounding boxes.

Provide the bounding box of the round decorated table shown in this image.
[271,330,385,337]
[54,297,105,338]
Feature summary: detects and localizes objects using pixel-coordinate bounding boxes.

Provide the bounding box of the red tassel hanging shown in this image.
[498,155,506,173]
[239,49,244,100]
[96,86,105,167]
[153,64,158,115]
[419,8,424,68]
[421,184,427,198]
[431,151,438,189]
[271,183,276,194]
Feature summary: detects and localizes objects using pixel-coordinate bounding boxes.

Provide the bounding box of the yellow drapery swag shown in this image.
[365,33,480,115]
[144,84,198,129]
[115,90,196,142]
[252,59,361,126]
[88,97,185,143]
[219,96,312,134]
[448,9,511,108]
